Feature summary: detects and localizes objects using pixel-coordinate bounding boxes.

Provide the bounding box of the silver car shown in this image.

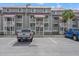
[16,29,34,42]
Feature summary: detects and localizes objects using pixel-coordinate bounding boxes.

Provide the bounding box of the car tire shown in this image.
[64,35,67,38]
[73,35,78,41]
[18,39,21,42]
[30,37,33,42]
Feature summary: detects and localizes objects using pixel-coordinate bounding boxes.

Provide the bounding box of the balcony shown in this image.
[36,23,43,27]
[52,11,62,16]
[53,20,59,24]
[29,19,35,23]
[16,19,22,23]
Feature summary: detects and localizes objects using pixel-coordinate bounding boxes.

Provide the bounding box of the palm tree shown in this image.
[62,9,75,31]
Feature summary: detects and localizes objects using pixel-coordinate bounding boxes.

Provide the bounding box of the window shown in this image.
[44,16,48,22]
[31,9,34,12]
[0,10,2,13]
[44,9,49,13]
[22,29,30,32]
[23,8,26,12]
[60,27,63,31]
[16,15,22,19]
[44,23,48,27]
[53,24,58,27]
[7,27,10,31]
[33,9,36,13]
[16,23,22,27]
[72,25,77,27]
[54,17,59,20]
[7,9,9,11]
[30,23,35,30]
[33,8,44,13]
[6,27,10,31]
[45,15,48,18]
[28,8,34,13]
[44,23,48,30]
[40,27,43,31]
[36,27,39,31]
[57,11,62,15]
[52,11,55,14]
[30,15,34,19]
[6,17,12,21]
[5,27,7,30]
[10,27,14,31]
[6,27,14,31]
[53,24,59,31]
[28,9,31,12]
[37,8,43,13]
[30,23,35,27]
[52,11,59,15]
[18,8,21,12]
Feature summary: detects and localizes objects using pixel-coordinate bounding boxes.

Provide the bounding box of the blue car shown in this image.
[64,28,79,41]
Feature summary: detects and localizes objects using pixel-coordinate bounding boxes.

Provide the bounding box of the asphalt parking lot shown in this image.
[0,35,79,56]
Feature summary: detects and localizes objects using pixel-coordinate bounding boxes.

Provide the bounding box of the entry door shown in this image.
[6,17,15,35]
[35,18,44,36]
[36,27,43,36]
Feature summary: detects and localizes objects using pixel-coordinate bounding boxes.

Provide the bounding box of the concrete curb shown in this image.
[0,35,64,38]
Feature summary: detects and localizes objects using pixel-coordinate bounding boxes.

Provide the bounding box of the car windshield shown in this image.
[22,29,30,32]
[71,29,79,31]
[74,29,79,31]
[16,30,21,33]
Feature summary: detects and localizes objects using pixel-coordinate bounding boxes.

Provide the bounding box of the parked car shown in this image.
[64,28,79,41]
[16,29,34,42]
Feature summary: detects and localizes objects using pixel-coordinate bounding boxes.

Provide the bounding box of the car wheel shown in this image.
[30,39,32,42]
[64,35,67,38]
[18,39,21,42]
[73,35,78,41]
[30,38,33,42]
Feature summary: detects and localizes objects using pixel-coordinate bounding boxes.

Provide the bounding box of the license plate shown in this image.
[23,35,26,37]
[23,37,26,39]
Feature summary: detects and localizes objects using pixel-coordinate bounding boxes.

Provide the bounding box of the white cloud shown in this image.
[51,6,55,8]
[38,3,44,5]
[51,4,62,9]
[56,4,62,8]
[37,3,45,5]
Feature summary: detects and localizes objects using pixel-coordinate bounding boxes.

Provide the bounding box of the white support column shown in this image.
[34,17,35,33]
[10,18,11,35]
[43,17,44,36]
[14,17,15,35]
[3,16,5,35]
[12,17,14,35]
[11,18,12,35]
[9,17,12,35]
[35,17,36,35]
[22,15,23,29]
[29,15,30,29]
[3,17,7,35]
[6,17,7,35]
[48,15,50,33]
[51,14,53,35]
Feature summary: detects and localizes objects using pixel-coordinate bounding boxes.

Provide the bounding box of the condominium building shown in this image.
[0,6,52,36]
[0,6,79,36]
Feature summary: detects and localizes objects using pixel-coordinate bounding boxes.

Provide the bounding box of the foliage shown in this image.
[62,9,75,22]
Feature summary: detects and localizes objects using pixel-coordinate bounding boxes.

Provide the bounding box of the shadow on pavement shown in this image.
[12,41,31,46]
[12,41,38,47]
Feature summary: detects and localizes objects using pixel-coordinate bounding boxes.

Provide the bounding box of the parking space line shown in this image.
[49,38,57,44]
[8,39,16,46]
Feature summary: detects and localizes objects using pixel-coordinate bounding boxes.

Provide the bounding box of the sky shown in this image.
[0,3,79,9]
